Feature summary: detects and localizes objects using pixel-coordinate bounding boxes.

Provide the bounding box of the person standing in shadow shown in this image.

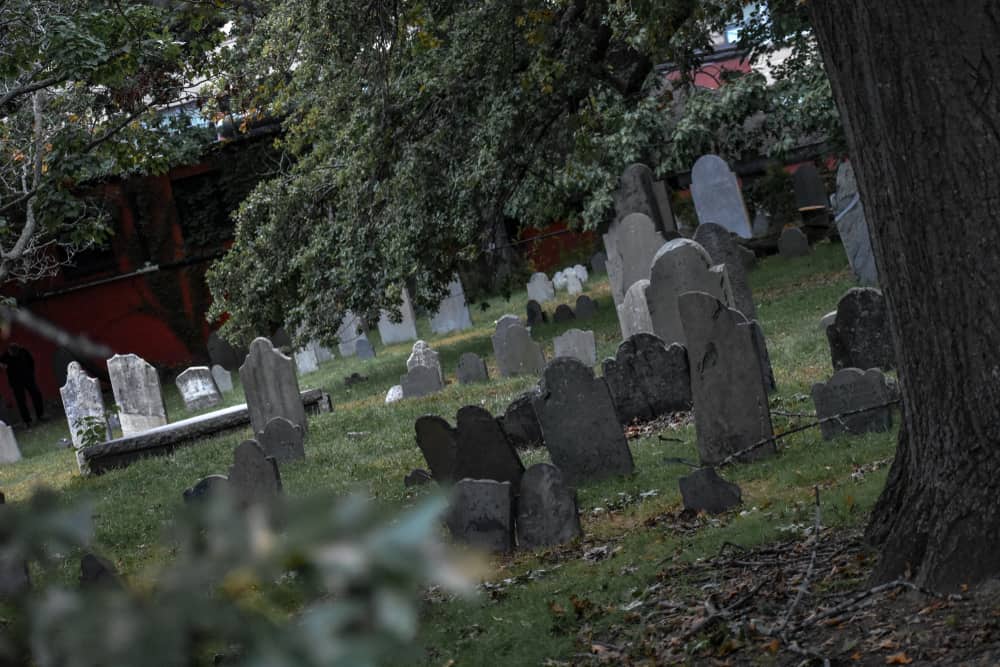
[0,344,44,427]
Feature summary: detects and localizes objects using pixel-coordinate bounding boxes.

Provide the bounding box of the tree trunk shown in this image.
[809,1,1000,592]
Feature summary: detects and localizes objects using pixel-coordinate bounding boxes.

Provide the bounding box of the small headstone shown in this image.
[175,366,223,411]
[516,463,582,549]
[819,310,838,331]
[646,239,732,346]
[498,391,544,449]
[602,334,691,425]
[60,362,110,450]
[404,469,433,487]
[618,279,654,340]
[415,415,458,483]
[228,440,282,507]
[690,154,752,238]
[107,353,168,436]
[456,353,489,385]
[407,340,444,382]
[835,161,879,285]
[694,222,757,320]
[778,227,811,258]
[355,338,376,360]
[182,475,230,504]
[384,385,404,404]
[678,468,742,514]
[80,553,123,590]
[590,251,608,275]
[827,287,895,371]
[527,273,556,303]
[565,272,583,295]
[207,331,242,371]
[453,405,524,486]
[553,304,575,323]
[532,358,634,483]
[430,277,473,334]
[553,329,597,367]
[811,368,893,440]
[526,300,547,327]
[0,423,21,464]
[575,295,597,321]
[239,338,307,436]
[211,365,234,393]
[293,348,319,375]
[445,479,514,553]
[401,365,444,399]
[377,288,419,344]
[492,321,545,377]
[573,265,589,284]
[336,312,367,357]
[258,416,305,462]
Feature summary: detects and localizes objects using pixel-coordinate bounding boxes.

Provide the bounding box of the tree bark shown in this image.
[808,1,1000,592]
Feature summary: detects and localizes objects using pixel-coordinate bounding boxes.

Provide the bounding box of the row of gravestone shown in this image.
[526,265,590,303]
[527,295,598,327]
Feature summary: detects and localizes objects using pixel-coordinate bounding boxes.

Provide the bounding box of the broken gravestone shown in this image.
[618,279,654,340]
[602,333,691,425]
[516,463,582,549]
[811,367,893,440]
[679,467,742,514]
[60,361,110,450]
[445,479,514,552]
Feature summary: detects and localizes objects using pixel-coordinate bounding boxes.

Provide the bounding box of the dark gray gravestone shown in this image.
[694,222,757,320]
[270,327,293,350]
[401,364,445,398]
[827,287,895,371]
[526,300,547,327]
[778,227,811,258]
[240,337,307,436]
[647,238,732,346]
[679,468,742,514]
[456,352,489,385]
[615,164,671,232]
[499,391,544,449]
[575,295,598,321]
[811,368,893,440]
[228,440,282,507]
[415,415,458,483]
[445,479,514,552]
[258,416,305,462]
[454,406,524,486]
[491,321,545,378]
[80,553,124,590]
[516,463,582,549]
[678,292,775,466]
[553,304,575,323]
[793,163,829,212]
[355,338,376,360]
[183,474,231,504]
[532,358,634,483]
[606,213,667,310]
[602,334,691,425]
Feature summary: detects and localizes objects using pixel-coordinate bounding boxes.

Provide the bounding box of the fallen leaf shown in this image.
[851,652,862,661]
[886,652,913,665]
[763,639,780,654]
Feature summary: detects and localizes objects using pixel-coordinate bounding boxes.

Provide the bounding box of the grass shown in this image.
[1,240,898,664]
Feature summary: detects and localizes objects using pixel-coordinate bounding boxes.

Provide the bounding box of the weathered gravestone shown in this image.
[307,340,335,363]
[456,352,489,385]
[811,368,893,440]
[532,358,634,482]
[835,161,879,285]
[430,277,474,334]
[355,338,376,360]
[495,314,522,334]
[603,212,667,308]
[107,354,168,436]
[415,415,458,483]
[690,154,752,238]
[778,226,811,258]
[678,291,775,465]
[646,239,732,346]
[498,390,544,449]
[565,272,583,296]
[526,300,547,327]
[228,440,282,507]
[573,264,589,284]
[793,163,829,212]
[614,163,675,233]
[678,467,742,514]
[553,329,597,367]
[454,405,524,486]
[553,304,575,323]
[407,340,444,383]
[602,334,691,425]
[239,338,307,437]
[258,416,305,462]
[827,287,895,371]
[60,362,110,450]
[293,347,319,375]
[401,365,444,399]
[377,287,419,344]
[618,279,654,340]
[183,474,230,504]
[336,312,367,357]
[207,331,242,371]
[575,295,598,321]
[527,273,556,303]
[175,366,223,411]
[694,222,757,320]
[445,479,514,553]
[492,321,545,377]
[211,365,234,393]
[0,423,21,464]
[517,463,582,549]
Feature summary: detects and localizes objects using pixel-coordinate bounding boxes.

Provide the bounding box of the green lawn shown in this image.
[1,241,898,664]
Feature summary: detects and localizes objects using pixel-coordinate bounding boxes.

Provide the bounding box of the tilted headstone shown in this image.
[355,338,376,360]
[228,440,282,507]
[604,212,667,308]
[614,163,673,233]
[453,405,524,486]
[445,479,514,553]
[0,422,21,464]
[646,238,733,346]
[258,416,305,462]
[293,347,319,376]
[377,287,419,344]
[527,272,556,303]
[835,161,879,285]
[60,361,110,450]
[575,295,597,321]
[618,279,654,340]
[491,321,545,377]
[176,366,223,411]
[565,272,583,296]
[553,329,597,367]
[517,463,582,549]
[401,365,444,399]
[430,277,473,334]
[678,291,774,465]
[694,222,757,320]
[239,337,307,436]
[553,304,575,323]
[602,334,691,425]
[336,312,367,357]
[778,226,811,257]
[183,474,231,504]
[456,352,488,385]
[690,154,752,238]
[526,300,547,327]
[827,287,895,371]
[590,250,608,275]
[207,331,242,371]
[532,358,634,482]
[679,467,742,514]
[211,365,234,393]
[811,368,893,440]
[499,390,544,449]
[407,340,444,382]
[384,385,404,404]
[107,353,168,436]
[415,415,458,483]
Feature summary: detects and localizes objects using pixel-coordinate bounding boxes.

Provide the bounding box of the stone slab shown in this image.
[517,463,582,549]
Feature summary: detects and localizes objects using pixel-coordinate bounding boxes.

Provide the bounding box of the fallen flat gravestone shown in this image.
[778,226,811,258]
[526,300,547,327]
[401,364,444,399]
[176,366,223,411]
[415,415,458,483]
[498,390,544,449]
[182,474,230,504]
[492,321,545,378]
[240,337,307,436]
[694,222,757,320]
[602,333,691,425]
[258,416,305,462]
[553,304,575,323]
[228,440,282,507]
[108,353,168,436]
[532,358,634,483]
[516,463,582,549]
[211,364,234,393]
[445,479,515,553]
[553,328,597,366]
[454,405,524,486]
[456,352,488,385]
[827,287,896,371]
[80,553,123,590]
[575,295,598,321]
[678,467,742,514]
[811,368,893,440]
[60,361,111,450]
[527,273,556,303]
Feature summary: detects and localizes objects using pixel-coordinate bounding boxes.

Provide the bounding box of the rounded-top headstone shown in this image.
[553,304,575,323]
[575,295,598,321]
[228,439,282,507]
[239,338,306,436]
[526,300,547,327]
[690,154,752,238]
[694,222,757,320]
[827,287,895,371]
[456,352,489,385]
[258,416,305,462]
[415,415,458,483]
[646,238,730,346]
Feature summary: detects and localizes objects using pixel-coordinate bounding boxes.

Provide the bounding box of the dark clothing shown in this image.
[1,346,43,425]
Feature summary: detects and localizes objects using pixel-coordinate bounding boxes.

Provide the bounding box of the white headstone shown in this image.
[565,272,583,295]
[617,279,654,340]
[60,362,110,450]
[0,422,21,464]
[293,347,319,375]
[690,154,752,238]
[573,265,589,284]
[385,385,404,404]
[407,340,444,383]
[107,354,168,436]
[527,273,556,303]
[430,277,473,334]
[377,287,419,344]
[175,366,223,411]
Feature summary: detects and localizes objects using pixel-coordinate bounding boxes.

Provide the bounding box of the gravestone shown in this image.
[60,361,110,450]
[445,479,514,553]
[492,321,545,377]
[377,287,419,344]
[430,277,474,334]
[258,416,305,462]
[553,270,569,292]
[239,337,307,436]
[211,365,234,393]
[751,211,772,238]
[694,222,757,320]
[618,279,654,340]
[575,295,597,321]
[401,365,444,398]
[532,358,634,482]
[553,304,575,323]
[176,366,223,411]
[738,245,757,271]
[384,385,404,404]
[793,163,829,212]
[415,415,458,483]
[602,334,691,425]
[778,227,811,257]
[646,238,732,346]
[819,310,838,331]
[454,405,524,486]
[407,340,444,382]
[690,154,752,238]
[107,353,168,436]
[553,329,597,367]
[573,264,589,284]
[495,314,522,334]
[517,463,582,549]
[228,440,282,507]
[293,347,319,375]
[207,331,242,371]
[355,338,376,360]
[336,312,367,357]
[835,161,879,285]
[307,340,335,363]
[827,287,895,370]
[183,475,230,504]
[565,272,583,295]
[590,250,608,275]
[526,300,547,327]
[0,423,21,464]
[527,272,556,303]
[679,291,775,465]
[604,213,667,308]
[811,368,893,440]
[678,467,742,514]
[499,390,544,449]
[614,163,674,232]
[456,352,488,385]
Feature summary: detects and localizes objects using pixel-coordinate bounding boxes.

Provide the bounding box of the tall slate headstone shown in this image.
[517,463,582,549]
[176,366,223,411]
[491,321,545,377]
[454,405,524,486]
[553,304,575,323]
[377,287,419,345]
[602,334,691,425]
[107,353,168,436]
[618,279,654,340]
[552,329,597,367]
[445,479,514,553]
[60,362,111,450]
[211,365,234,393]
[690,154,753,238]
[811,367,893,440]
[430,277,473,334]
[239,337,307,437]
[355,338,376,360]
[694,222,757,320]
[835,161,879,285]
[604,213,667,308]
[527,273,556,303]
[575,295,597,321]
[258,416,305,462]
[499,390,544,449]
[415,415,459,483]
[228,440,282,508]
[827,287,895,371]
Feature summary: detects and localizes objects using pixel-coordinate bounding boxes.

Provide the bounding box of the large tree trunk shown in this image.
[809,2,1000,592]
